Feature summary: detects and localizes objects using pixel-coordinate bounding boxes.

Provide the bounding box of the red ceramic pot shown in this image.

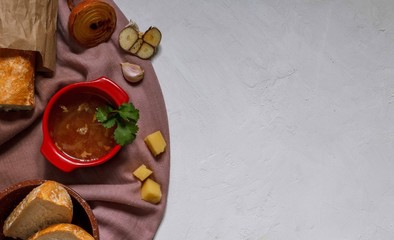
[41,76,129,172]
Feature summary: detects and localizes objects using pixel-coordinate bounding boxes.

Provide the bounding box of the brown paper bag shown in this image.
[0,0,58,74]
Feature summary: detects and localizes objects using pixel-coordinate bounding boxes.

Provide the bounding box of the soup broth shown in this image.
[49,93,116,161]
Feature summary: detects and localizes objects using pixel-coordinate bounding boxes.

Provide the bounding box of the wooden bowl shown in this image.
[0,180,99,240]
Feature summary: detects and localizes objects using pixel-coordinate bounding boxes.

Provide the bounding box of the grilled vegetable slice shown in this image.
[118,21,162,59]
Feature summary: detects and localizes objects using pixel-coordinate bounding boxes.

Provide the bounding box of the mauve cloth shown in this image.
[0,0,170,239]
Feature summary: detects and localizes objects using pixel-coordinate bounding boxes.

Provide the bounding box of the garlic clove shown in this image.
[120,62,144,83]
[126,19,140,32]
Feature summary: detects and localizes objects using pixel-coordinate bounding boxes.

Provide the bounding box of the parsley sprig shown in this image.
[96,103,139,146]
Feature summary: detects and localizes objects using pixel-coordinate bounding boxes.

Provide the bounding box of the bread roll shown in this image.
[27,223,95,240]
[0,48,35,111]
[3,181,73,240]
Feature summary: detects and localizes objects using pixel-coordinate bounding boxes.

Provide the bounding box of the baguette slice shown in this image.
[28,223,95,240]
[3,181,73,240]
[0,48,36,111]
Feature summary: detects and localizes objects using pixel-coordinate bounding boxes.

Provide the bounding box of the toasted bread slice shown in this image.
[3,181,73,240]
[27,223,95,240]
[0,48,35,111]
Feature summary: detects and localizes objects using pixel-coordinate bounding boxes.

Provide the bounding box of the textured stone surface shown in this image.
[115,0,394,239]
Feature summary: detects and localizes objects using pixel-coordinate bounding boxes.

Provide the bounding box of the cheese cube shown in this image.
[141,178,162,204]
[133,164,153,181]
[144,130,166,156]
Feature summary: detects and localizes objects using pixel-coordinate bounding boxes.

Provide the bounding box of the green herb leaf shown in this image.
[102,117,117,128]
[95,102,139,146]
[126,123,139,134]
[118,103,139,122]
[96,105,113,122]
[114,122,133,146]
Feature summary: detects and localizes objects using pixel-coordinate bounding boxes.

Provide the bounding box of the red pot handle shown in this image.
[88,76,129,105]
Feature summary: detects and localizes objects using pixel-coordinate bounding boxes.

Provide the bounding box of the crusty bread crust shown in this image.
[3,181,73,240]
[0,48,35,111]
[27,223,95,240]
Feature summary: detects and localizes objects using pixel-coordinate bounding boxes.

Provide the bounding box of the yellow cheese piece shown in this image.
[141,178,162,204]
[133,164,153,181]
[144,130,166,156]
